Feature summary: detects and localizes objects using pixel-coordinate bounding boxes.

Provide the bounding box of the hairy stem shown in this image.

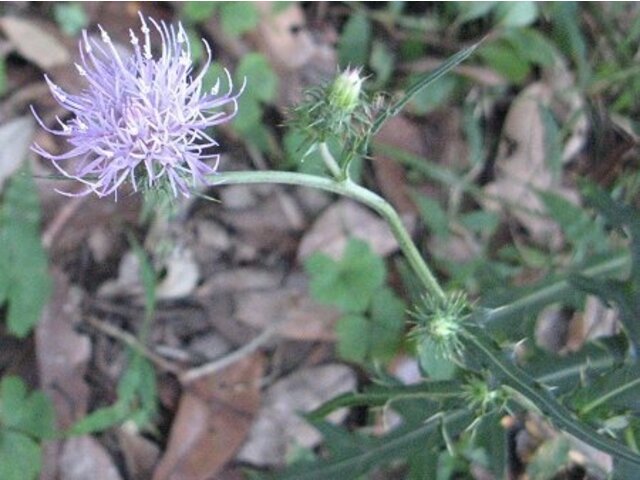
[215,170,446,300]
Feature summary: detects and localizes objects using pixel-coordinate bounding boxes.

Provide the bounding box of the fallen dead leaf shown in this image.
[252,2,335,107]
[238,363,356,466]
[36,268,91,480]
[152,353,264,480]
[0,116,34,192]
[197,267,283,297]
[36,269,91,426]
[254,3,316,69]
[483,82,580,248]
[59,436,123,480]
[0,16,70,70]
[156,247,200,300]
[234,272,339,341]
[117,422,161,480]
[373,115,423,214]
[297,199,407,261]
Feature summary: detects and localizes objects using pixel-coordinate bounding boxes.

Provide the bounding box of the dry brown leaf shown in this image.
[234,272,339,341]
[297,199,406,261]
[251,3,335,107]
[483,82,580,248]
[254,3,316,69]
[0,116,34,192]
[197,267,283,296]
[238,363,356,466]
[153,353,264,480]
[59,436,123,480]
[156,247,200,300]
[117,423,161,480]
[36,269,92,480]
[373,115,422,214]
[35,270,91,426]
[0,16,70,70]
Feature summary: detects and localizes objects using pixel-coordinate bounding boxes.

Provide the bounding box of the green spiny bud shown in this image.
[410,291,471,360]
[328,68,364,115]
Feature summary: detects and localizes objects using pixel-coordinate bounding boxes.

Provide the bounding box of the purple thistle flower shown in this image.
[32,12,243,199]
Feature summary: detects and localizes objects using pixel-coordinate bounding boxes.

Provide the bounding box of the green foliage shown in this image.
[336,287,405,363]
[306,239,385,313]
[268,410,473,480]
[236,53,278,104]
[526,437,571,480]
[183,2,258,35]
[220,2,259,38]
[0,167,51,338]
[182,2,218,23]
[0,57,7,97]
[570,185,640,353]
[53,3,88,36]
[338,12,371,67]
[408,75,458,115]
[71,351,158,434]
[539,190,609,258]
[72,243,158,434]
[282,129,326,175]
[306,239,405,364]
[494,1,538,28]
[232,53,277,152]
[369,40,394,89]
[0,376,55,480]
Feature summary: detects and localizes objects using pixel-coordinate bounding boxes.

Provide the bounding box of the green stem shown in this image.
[215,170,446,300]
[318,142,343,179]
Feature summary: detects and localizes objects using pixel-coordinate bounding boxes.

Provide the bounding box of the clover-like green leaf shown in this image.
[305,238,386,313]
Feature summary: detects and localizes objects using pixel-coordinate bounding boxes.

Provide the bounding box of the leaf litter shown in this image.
[0,2,632,479]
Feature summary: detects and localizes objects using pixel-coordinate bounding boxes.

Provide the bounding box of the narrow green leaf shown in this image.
[370,42,480,137]
[473,411,507,477]
[309,380,465,419]
[70,403,129,435]
[462,324,640,466]
[0,57,7,97]
[570,364,640,415]
[271,410,472,480]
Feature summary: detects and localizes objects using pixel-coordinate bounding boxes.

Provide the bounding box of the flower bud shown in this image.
[328,68,363,115]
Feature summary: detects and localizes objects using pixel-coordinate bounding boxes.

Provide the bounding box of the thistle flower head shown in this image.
[328,67,363,115]
[31,12,243,199]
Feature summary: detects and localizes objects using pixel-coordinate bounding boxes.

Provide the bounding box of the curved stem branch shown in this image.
[215,170,446,300]
[318,142,343,179]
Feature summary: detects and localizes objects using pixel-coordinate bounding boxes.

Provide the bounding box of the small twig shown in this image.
[180,321,281,384]
[42,194,87,249]
[86,316,182,375]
